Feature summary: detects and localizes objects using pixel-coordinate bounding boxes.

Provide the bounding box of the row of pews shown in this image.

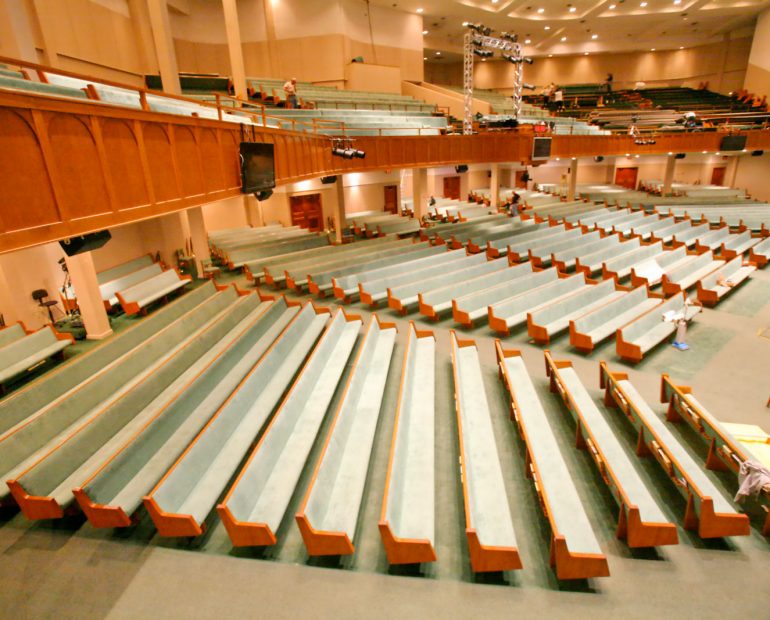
[2,281,763,579]
[0,322,73,392]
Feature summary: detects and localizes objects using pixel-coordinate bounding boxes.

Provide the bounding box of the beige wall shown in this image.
[745,8,770,99]
[429,37,752,95]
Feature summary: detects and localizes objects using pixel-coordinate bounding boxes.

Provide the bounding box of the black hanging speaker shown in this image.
[455,164,469,173]
[594,155,604,162]
[720,135,747,151]
[321,176,338,184]
[675,153,686,159]
[752,150,764,157]
[255,189,273,201]
[59,231,111,256]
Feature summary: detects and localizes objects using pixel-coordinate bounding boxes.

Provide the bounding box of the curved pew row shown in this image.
[527,279,627,345]
[387,255,501,314]
[453,265,555,328]
[98,262,163,310]
[660,251,724,297]
[216,310,361,546]
[295,316,397,556]
[452,333,521,572]
[0,325,73,389]
[616,293,700,364]
[629,247,695,288]
[660,375,770,535]
[7,291,267,519]
[719,231,761,261]
[378,323,436,564]
[496,345,609,580]
[143,303,329,537]
[601,242,665,282]
[72,297,299,527]
[574,238,641,278]
[600,365,750,539]
[748,236,770,267]
[0,322,31,349]
[96,255,155,285]
[696,257,757,307]
[544,352,678,548]
[0,284,231,505]
[569,286,663,353]
[116,269,192,316]
[549,234,624,273]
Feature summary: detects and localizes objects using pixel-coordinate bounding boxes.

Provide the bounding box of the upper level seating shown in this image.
[266,108,447,137]
[145,74,231,94]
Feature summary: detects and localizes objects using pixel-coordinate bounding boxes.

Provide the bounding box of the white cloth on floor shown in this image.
[734,460,770,503]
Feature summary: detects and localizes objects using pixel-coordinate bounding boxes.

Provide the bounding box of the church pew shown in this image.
[284,240,418,290]
[660,375,770,536]
[0,326,74,388]
[296,316,397,556]
[646,220,694,245]
[143,303,328,537]
[694,227,731,253]
[457,206,498,222]
[452,220,539,252]
[99,263,163,310]
[332,245,453,302]
[559,206,609,224]
[719,231,761,260]
[378,324,436,564]
[0,322,31,349]
[453,266,560,328]
[660,251,724,296]
[71,297,296,528]
[669,222,713,249]
[545,352,678,548]
[310,244,442,297]
[601,242,665,281]
[596,211,650,235]
[550,235,624,273]
[748,236,770,267]
[216,310,361,546]
[496,345,609,579]
[527,279,626,344]
[528,231,603,269]
[116,269,192,316]
[451,333,521,572]
[615,293,697,363]
[507,227,584,263]
[357,249,469,306]
[0,283,219,437]
[226,235,329,269]
[387,255,502,314]
[624,215,674,241]
[488,273,587,335]
[425,215,504,244]
[376,218,421,236]
[96,255,155,285]
[575,238,642,277]
[569,285,662,353]
[696,256,757,306]
[6,292,266,519]
[629,247,694,288]
[600,365,750,538]
[486,224,572,259]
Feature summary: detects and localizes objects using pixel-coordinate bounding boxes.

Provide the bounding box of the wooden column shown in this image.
[187,206,211,278]
[146,0,181,95]
[663,154,676,196]
[0,0,37,62]
[64,252,112,340]
[0,260,22,326]
[727,155,740,188]
[490,163,500,208]
[412,168,429,220]
[222,0,248,100]
[261,0,278,77]
[567,158,578,201]
[334,176,347,244]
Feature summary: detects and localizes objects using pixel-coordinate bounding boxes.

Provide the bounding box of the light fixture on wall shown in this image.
[331,138,365,160]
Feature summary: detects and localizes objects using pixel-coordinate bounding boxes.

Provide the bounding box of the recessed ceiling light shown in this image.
[640,1,648,6]
[592,34,598,39]
[569,7,577,12]
[548,54,553,57]
[492,0,499,3]
[544,25,551,30]
[668,152,673,155]
[537,7,545,13]
[584,51,589,55]
[679,46,684,49]
[423,57,427,60]
[673,0,682,4]
[716,152,720,156]
[702,150,708,154]
[482,58,486,61]
[625,153,630,157]
[609,3,616,8]
[525,39,532,43]
[561,36,567,41]
[416,7,423,13]
[555,157,560,161]
[650,48,655,51]
[423,30,428,35]
[635,154,640,158]
[436,51,441,55]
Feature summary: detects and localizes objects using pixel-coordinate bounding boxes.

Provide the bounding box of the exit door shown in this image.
[443,176,461,199]
[384,185,398,213]
[711,167,726,186]
[614,167,639,190]
[289,193,323,232]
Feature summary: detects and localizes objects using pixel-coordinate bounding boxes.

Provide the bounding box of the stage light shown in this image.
[473,49,494,58]
[500,32,518,42]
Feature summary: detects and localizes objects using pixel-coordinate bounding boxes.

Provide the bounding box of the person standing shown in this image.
[553,88,563,112]
[283,77,298,109]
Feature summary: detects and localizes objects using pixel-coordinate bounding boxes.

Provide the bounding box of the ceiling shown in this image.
[375,0,770,60]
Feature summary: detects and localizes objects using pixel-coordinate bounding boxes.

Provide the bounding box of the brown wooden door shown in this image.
[711,167,726,186]
[289,193,323,232]
[514,170,528,188]
[614,167,639,190]
[443,176,461,199]
[384,184,398,214]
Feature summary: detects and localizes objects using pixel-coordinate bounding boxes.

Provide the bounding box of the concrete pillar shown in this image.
[727,155,741,188]
[412,168,429,220]
[0,261,23,326]
[260,0,279,77]
[605,162,615,184]
[64,253,112,340]
[187,206,211,277]
[158,211,190,267]
[0,0,37,61]
[333,176,347,244]
[128,0,158,72]
[222,0,248,100]
[146,0,182,95]
[30,0,60,65]
[567,159,578,201]
[489,163,500,209]
[663,154,676,196]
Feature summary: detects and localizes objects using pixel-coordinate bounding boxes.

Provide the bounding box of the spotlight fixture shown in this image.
[466,22,492,36]
[473,49,494,58]
[331,139,365,160]
[500,32,518,42]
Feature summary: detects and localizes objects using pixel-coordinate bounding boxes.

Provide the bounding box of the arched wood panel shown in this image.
[142,123,178,203]
[47,114,111,220]
[101,119,149,210]
[173,125,204,197]
[219,130,240,189]
[199,128,224,193]
[0,109,58,232]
